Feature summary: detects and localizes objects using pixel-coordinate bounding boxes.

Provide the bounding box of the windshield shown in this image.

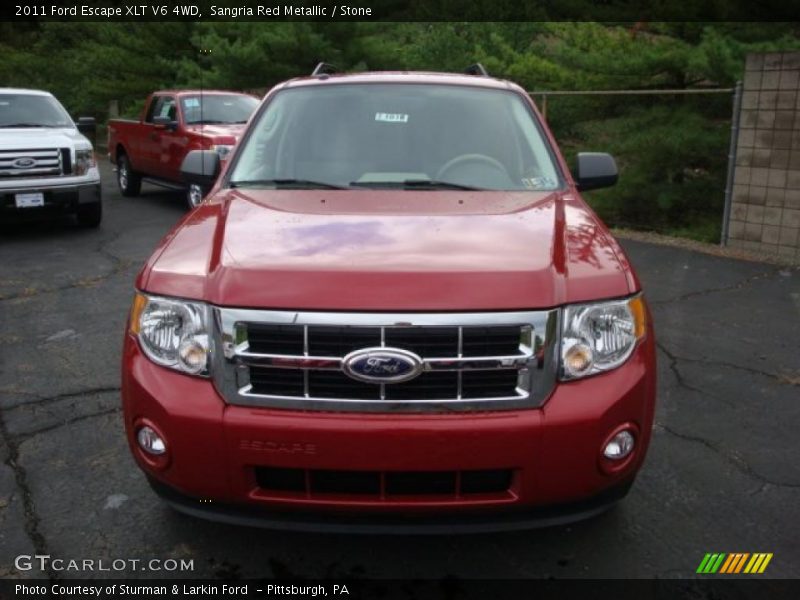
[229,83,562,191]
[0,93,73,128]
[181,94,259,125]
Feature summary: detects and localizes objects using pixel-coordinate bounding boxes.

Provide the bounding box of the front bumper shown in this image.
[148,474,634,534]
[1,177,101,219]
[122,327,656,531]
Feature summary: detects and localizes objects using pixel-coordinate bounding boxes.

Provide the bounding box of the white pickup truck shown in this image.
[1,88,102,227]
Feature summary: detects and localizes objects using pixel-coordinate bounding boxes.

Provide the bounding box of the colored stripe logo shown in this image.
[697,553,773,574]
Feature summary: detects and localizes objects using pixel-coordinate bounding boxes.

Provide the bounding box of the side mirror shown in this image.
[76,116,96,135]
[574,152,618,192]
[152,116,178,131]
[181,150,220,187]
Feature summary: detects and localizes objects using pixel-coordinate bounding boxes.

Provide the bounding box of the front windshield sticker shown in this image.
[375,112,409,123]
[184,98,200,108]
[522,177,557,189]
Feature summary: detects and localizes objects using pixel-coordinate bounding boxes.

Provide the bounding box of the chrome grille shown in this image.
[213,309,559,412]
[0,148,66,178]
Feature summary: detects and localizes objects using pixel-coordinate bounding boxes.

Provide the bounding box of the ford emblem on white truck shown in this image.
[13,157,36,168]
[342,347,424,384]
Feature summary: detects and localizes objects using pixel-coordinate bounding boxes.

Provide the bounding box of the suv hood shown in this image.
[141,189,636,311]
[0,127,90,150]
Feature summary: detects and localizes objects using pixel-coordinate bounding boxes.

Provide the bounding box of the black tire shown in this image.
[186,183,206,210]
[76,202,102,228]
[117,152,141,197]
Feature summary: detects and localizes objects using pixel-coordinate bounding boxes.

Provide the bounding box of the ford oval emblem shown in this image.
[13,157,36,169]
[342,347,423,384]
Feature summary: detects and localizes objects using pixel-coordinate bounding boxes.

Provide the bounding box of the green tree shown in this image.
[174,23,337,91]
[3,21,799,241]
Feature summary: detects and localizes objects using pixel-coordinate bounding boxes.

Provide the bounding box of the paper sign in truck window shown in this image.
[375,113,409,123]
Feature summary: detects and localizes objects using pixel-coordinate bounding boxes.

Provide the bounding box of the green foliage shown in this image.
[575,104,729,236]
[3,21,798,241]
[174,23,336,91]
[1,23,194,117]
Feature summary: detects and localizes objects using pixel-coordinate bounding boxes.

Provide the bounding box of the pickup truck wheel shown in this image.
[76,202,102,228]
[187,184,206,209]
[117,154,141,197]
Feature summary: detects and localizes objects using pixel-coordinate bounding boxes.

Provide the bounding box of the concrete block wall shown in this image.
[728,52,800,262]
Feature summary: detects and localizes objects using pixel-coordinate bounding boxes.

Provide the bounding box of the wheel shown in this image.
[117,153,141,197]
[76,202,102,228]
[186,183,206,210]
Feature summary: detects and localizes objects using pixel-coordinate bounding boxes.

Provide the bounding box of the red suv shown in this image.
[122,65,656,533]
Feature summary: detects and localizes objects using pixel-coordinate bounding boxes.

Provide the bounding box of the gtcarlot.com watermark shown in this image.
[14,554,194,573]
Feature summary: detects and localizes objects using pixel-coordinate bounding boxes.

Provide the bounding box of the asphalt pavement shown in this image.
[1,162,799,580]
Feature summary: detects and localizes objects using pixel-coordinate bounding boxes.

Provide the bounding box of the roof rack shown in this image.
[464,63,489,77]
[312,62,338,77]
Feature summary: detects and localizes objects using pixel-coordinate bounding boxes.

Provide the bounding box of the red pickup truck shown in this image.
[107,90,258,209]
[122,65,656,533]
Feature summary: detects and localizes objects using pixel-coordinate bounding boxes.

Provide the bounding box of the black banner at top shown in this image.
[3,0,800,22]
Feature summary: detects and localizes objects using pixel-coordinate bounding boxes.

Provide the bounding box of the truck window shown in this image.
[181,94,258,125]
[146,96,177,123]
[0,93,72,128]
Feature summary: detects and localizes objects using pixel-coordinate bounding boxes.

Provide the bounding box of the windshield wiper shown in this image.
[0,123,59,128]
[350,179,483,191]
[187,120,228,125]
[229,178,347,190]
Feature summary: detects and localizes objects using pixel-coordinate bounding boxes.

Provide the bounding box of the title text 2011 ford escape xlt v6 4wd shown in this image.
[122,64,656,533]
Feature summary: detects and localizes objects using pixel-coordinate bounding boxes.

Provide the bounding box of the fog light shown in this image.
[603,430,635,460]
[178,334,209,374]
[137,426,166,455]
[563,341,593,376]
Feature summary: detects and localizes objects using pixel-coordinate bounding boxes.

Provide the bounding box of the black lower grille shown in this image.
[254,467,513,497]
[248,368,304,396]
[462,370,519,398]
[384,372,458,400]
[254,466,306,492]
[248,368,518,400]
[308,370,377,400]
[461,469,514,494]
[386,471,456,495]
[312,470,381,495]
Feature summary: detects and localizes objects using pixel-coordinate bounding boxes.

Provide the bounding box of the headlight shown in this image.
[212,144,234,160]
[560,295,646,380]
[74,148,96,176]
[129,293,212,376]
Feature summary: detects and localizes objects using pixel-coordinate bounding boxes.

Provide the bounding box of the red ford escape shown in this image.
[122,64,656,533]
